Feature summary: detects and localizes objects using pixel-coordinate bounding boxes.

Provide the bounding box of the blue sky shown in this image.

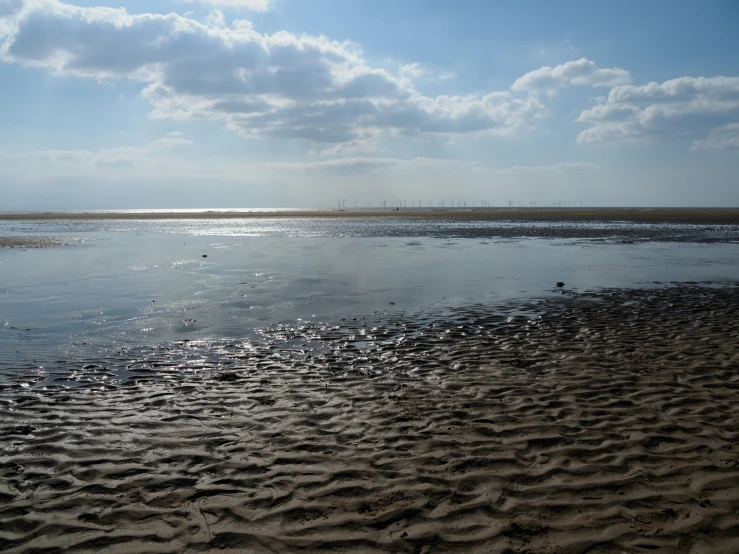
[1,0,739,209]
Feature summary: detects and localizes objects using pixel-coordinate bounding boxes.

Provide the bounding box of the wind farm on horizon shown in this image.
[334,199,586,210]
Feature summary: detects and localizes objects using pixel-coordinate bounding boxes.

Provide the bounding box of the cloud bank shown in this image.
[577,77,739,148]
[512,58,631,93]
[0,132,192,170]
[0,0,545,146]
[182,0,271,10]
[1,0,737,162]
[691,123,739,151]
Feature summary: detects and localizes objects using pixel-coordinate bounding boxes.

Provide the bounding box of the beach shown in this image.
[2,284,739,552]
[4,0,739,550]
[1,215,739,553]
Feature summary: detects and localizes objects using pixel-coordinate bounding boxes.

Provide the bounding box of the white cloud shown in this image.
[1,133,193,169]
[316,136,380,157]
[265,156,473,175]
[0,0,22,18]
[4,141,595,179]
[152,131,194,148]
[511,58,631,93]
[183,0,271,11]
[576,76,739,145]
[400,62,455,83]
[0,0,22,37]
[206,9,225,27]
[691,123,739,151]
[497,162,599,173]
[0,0,545,146]
[399,63,424,80]
[264,157,598,176]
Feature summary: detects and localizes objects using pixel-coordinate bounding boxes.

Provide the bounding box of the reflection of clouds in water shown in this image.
[1,220,738,381]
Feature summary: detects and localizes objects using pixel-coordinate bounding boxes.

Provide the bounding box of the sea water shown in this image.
[1,217,738,384]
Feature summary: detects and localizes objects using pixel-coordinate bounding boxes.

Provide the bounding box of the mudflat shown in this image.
[0,236,75,248]
[2,207,739,223]
[2,284,739,553]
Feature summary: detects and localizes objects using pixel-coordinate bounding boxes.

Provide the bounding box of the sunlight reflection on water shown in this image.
[1,217,739,382]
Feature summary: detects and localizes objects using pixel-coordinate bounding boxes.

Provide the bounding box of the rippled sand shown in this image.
[2,285,739,553]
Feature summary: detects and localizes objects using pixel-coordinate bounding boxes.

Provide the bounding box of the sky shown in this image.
[1,0,739,209]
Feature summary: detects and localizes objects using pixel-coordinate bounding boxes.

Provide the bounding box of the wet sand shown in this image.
[2,284,739,553]
[0,237,76,248]
[2,208,739,223]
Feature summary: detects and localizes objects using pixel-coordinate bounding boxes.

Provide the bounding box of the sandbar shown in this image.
[0,236,75,248]
[2,207,739,223]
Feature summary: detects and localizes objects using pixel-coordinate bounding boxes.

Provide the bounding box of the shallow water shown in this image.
[1,218,738,384]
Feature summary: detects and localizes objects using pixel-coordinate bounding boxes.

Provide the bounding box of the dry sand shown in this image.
[2,284,739,552]
[2,208,739,223]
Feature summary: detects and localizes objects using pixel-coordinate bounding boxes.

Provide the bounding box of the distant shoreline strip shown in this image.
[2,208,739,223]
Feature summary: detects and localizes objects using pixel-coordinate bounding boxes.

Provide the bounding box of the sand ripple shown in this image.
[2,284,739,552]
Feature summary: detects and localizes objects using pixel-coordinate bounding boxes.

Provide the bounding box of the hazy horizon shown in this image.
[5,205,739,214]
[2,0,739,209]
